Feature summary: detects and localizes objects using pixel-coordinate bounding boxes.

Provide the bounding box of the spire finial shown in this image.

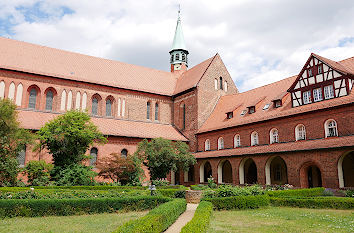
[178,4,181,21]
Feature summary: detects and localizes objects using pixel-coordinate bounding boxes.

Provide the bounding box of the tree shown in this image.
[23,160,53,186]
[0,98,34,186]
[96,153,143,185]
[134,137,196,182]
[36,110,107,178]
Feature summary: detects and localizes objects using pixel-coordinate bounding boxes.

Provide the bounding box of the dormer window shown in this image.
[308,68,313,77]
[240,110,247,116]
[263,104,270,110]
[248,106,255,114]
[274,100,282,108]
[226,112,233,119]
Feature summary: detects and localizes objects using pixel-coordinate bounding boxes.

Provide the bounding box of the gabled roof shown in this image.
[173,55,216,94]
[288,53,354,91]
[17,110,187,141]
[0,37,215,96]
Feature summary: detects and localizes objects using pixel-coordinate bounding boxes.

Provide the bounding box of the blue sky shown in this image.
[1,0,354,92]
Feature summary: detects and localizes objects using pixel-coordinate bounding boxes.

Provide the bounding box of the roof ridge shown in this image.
[339,56,354,62]
[0,36,171,75]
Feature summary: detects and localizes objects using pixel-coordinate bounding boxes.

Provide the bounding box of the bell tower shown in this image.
[170,8,189,72]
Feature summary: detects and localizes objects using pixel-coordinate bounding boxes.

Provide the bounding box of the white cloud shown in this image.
[1,0,354,91]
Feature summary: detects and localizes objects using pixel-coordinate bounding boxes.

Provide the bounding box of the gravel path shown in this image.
[164,203,198,233]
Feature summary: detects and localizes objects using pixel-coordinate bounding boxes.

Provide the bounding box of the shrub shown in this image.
[181,201,213,233]
[174,190,186,198]
[114,199,186,233]
[267,187,325,197]
[207,177,217,189]
[322,188,334,196]
[270,196,354,209]
[0,196,171,218]
[54,164,97,186]
[206,185,265,198]
[190,184,208,190]
[151,178,170,186]
[23,161,53,186]
[203,195,270,210]
[157,189,186,198]
[202,189,216,198]
[345,189,354,198]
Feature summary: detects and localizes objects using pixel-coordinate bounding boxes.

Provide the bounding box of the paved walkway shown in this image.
[165,203,198,233]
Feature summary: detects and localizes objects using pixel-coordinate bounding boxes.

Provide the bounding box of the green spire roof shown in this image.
[171,11,187,52]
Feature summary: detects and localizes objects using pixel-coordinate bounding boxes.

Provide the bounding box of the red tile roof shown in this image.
[198,55,354,134]
[194,135,354,158]
[17,110,187,141]
[0,37,214,96]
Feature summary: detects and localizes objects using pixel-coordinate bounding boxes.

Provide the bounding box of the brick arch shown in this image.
[26,84,41,110]
[265,155,288,185]
[217,159,233,184]
[199,160,212,183]
[298,160,324,188]
[239,157,258,184]
[338,150,354,188]
[44,87,58,111]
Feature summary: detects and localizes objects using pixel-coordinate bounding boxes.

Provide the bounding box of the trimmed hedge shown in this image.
[0,186,146,192]
[203,195,270,210]
[270,196,354,209]
[190,185,209,190]
[113,199,187,233]
[157,189,186,198]
[181,201,213,233]
[267,187,325,197]
[0,196,171,218]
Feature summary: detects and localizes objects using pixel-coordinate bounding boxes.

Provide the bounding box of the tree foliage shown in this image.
[23,160,54,186]
[96,153,143,185]
[0,99,34,186]
[134,138,196,181]
[36,110,106,177]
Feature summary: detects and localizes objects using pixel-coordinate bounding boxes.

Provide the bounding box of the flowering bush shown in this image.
[207,177,217,189]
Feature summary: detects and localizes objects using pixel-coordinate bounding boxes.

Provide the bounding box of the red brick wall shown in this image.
[197,105,354,151]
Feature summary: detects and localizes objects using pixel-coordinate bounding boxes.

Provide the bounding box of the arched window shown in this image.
[15,83,23,106]
[325,119,338,137]
[155,103,159,121]
[121,149,128,158]
[92,97,98,115]
[175,53,180,61]
[90,148,98,166]
[218,137,224,150]
[182,53,186,62]
[147,101,151,120]
[28,88,37,109]
[251,131,259,146]
[205,139,210,151]
[45,90,54,111]
[106,99,112,116]
[234,134,241,148]
[182,104,186,130]
[0,81,5,99]
[219,77,223,90]
[295,124,306,141]
[270,128,279,144]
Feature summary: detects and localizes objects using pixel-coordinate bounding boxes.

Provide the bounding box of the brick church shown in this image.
[0,13,353,189]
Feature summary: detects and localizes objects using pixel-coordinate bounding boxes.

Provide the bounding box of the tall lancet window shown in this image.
[92,97,98,116]
[155,103,159,121]
[147,101,151,120]
[106,99,112,116]
[28,88,37,109]
[182,104,186,130]
[46,90,53,111]
[219,77,223,90]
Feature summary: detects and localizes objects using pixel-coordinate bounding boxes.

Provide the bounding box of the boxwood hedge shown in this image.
[267,187,325,197]
[180,201,213,233]
[113,199,187,233]
[203,194,269,210]
[270,196,354,209]
[0,195,171,218]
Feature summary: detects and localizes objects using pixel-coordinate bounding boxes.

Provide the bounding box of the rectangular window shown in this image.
[248,106,255,114]
[308,68,313,77]
[303,91,311,104]
[324,85,334,99]
[318,65,322,74]
[313,88,323,102]
[227,112,233,119]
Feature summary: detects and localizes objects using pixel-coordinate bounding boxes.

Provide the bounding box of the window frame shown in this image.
[325,119,338,138]
[146,101,151,120]
[313,87,323,102]
[217,137,224,150]
[251,131,259,146]
[92,97,99,116]
[295,124,306,141]
[270,128,279,144]
[324,85,334,99]
[234,134,241,148]
[205,139,210,151]
[28,88,37,109]
[45,90,54,111]
[302,90,312,104]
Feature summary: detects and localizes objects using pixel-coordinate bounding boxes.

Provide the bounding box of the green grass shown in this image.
[208,207,354,233]
[0,211,146,233]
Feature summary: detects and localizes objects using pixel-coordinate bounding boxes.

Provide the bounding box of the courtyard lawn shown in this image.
[208,207,354,233]
[0,211,146,233]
